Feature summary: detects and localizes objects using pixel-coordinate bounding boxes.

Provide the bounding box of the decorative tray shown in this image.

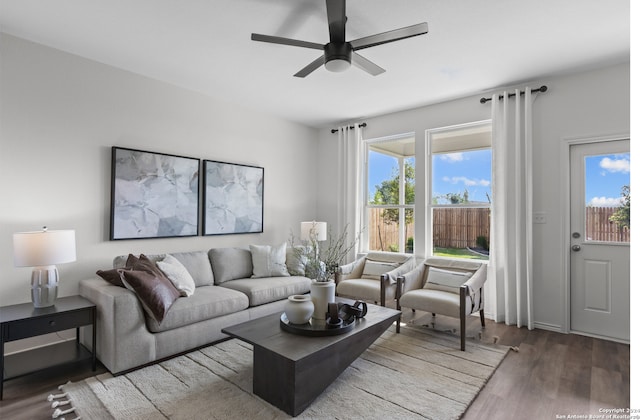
[279,313,355,337]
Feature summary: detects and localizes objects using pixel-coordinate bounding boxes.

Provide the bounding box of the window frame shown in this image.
[363,133,416,254]
[426,120,492,260]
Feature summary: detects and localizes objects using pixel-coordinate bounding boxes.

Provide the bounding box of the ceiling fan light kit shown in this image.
[251,0,428,77]
[324,42,352,72]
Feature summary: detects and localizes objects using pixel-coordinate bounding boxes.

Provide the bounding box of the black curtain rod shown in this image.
[331,122,367,133]
[480,85,547,104]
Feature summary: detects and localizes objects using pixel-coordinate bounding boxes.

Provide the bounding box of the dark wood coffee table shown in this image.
[222,298,400,416]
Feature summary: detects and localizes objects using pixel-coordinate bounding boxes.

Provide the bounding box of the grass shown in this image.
[434,247,489,260]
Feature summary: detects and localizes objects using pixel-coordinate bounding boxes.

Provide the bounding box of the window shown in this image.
[427,122,492,260]
[365,134,415,253]
[584,152,630,243]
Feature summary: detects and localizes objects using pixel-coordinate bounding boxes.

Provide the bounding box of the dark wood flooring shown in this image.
[0,310,630,419]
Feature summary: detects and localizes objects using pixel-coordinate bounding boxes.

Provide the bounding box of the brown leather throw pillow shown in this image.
[119,254,181,323]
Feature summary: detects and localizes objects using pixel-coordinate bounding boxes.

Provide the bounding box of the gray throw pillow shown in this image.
[250,243,290,278]
[286,246,308,276]
[209,248,254,284]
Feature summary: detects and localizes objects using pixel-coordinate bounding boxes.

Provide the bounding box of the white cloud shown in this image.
[599,157,630,173]
[439,153,464,162]
[443,176,491,187]
[588,196,624,207]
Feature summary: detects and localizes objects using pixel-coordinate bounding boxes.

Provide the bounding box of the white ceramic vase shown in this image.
[310,281,336,320]
[284,295,314,324]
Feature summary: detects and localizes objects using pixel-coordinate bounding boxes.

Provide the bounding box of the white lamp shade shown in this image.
[325,58,350,73]
[300,221,327,242]
[13,229,76,267]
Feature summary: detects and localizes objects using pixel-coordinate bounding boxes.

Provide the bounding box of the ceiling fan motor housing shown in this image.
[324,42,352,72]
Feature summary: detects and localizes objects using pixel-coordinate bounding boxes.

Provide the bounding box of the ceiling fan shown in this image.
[251,0,429,77]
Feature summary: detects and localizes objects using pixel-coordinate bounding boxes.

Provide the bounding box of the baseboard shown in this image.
[569,329,630,345]
[533,321,563,333]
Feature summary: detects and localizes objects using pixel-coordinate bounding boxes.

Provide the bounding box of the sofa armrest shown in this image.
[79,278,156,374]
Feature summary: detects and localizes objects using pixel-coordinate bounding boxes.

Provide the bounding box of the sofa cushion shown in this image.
[169,251,214,287]
[250,243,290,278]
[145,285,249,333]
[220,276,311,306]
[157,254,196,297]
[209,248,253,284]
[120,254,181,323]
[113,253,165,269]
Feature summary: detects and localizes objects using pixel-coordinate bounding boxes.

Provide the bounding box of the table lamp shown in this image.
[300,221,327,243]
[13,227,76,308]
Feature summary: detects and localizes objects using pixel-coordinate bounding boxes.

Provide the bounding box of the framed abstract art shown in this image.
[203,160,264,235]
[110,147,200,240]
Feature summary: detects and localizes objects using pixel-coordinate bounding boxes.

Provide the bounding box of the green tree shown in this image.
[371,162,415,225]
[435,189,470,205]
[609,185,630,230]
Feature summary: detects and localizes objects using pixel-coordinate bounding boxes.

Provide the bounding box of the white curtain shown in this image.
[489,88,536,329]
[336,124,365,262]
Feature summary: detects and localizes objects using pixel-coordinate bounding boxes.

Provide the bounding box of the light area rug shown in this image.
[49,325,509,419]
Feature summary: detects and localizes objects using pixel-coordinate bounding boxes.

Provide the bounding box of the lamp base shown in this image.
[31,265,59,308]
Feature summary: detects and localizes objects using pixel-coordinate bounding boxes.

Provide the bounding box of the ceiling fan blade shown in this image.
[352,53,385,76]
[326,0,346,43]
[251,33,324,50]
[351,22,429,50]
[294,55,326,78]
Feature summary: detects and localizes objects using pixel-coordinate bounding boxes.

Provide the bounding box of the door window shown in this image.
[584,153,630,243]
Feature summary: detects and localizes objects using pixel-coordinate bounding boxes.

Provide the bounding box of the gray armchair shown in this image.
[396,257,487,350]
[336,251,416,307]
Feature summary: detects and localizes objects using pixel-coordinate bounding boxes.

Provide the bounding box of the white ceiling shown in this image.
[0,0,630,128]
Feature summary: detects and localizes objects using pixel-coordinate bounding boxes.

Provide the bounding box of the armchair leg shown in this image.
[460,285,466,351]
[480,309,486,328]
[460,315,466,351]
[396,301,401,333]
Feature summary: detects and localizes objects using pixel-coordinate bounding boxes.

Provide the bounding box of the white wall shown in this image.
[317,62,630,333]
[0,34,320,307]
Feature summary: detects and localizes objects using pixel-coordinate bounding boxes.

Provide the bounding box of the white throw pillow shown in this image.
[156,254,196,297]
[250,242,290,278]
[425,267,472,288]
[361,259,400,280]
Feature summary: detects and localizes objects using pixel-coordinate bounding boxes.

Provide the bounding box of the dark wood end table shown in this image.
[0,295,97,400]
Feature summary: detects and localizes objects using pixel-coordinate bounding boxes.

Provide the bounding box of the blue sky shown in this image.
[432,150,492,204]
[368,149,493,204]
[585,153,630,207]
[369,151,629,207]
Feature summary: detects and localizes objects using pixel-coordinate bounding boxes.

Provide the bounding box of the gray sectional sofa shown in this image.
[79,246,311,374]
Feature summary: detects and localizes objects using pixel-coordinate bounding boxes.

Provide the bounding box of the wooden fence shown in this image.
[432,208,491,249]
[368,208,415,252]
[368,206,629,252]
[367,207,490,251]
[586,206,630,242]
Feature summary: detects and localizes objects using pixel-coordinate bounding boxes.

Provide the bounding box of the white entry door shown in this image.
[570,139,630,342]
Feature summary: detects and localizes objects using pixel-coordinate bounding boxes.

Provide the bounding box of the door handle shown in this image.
[571,245,581,252]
